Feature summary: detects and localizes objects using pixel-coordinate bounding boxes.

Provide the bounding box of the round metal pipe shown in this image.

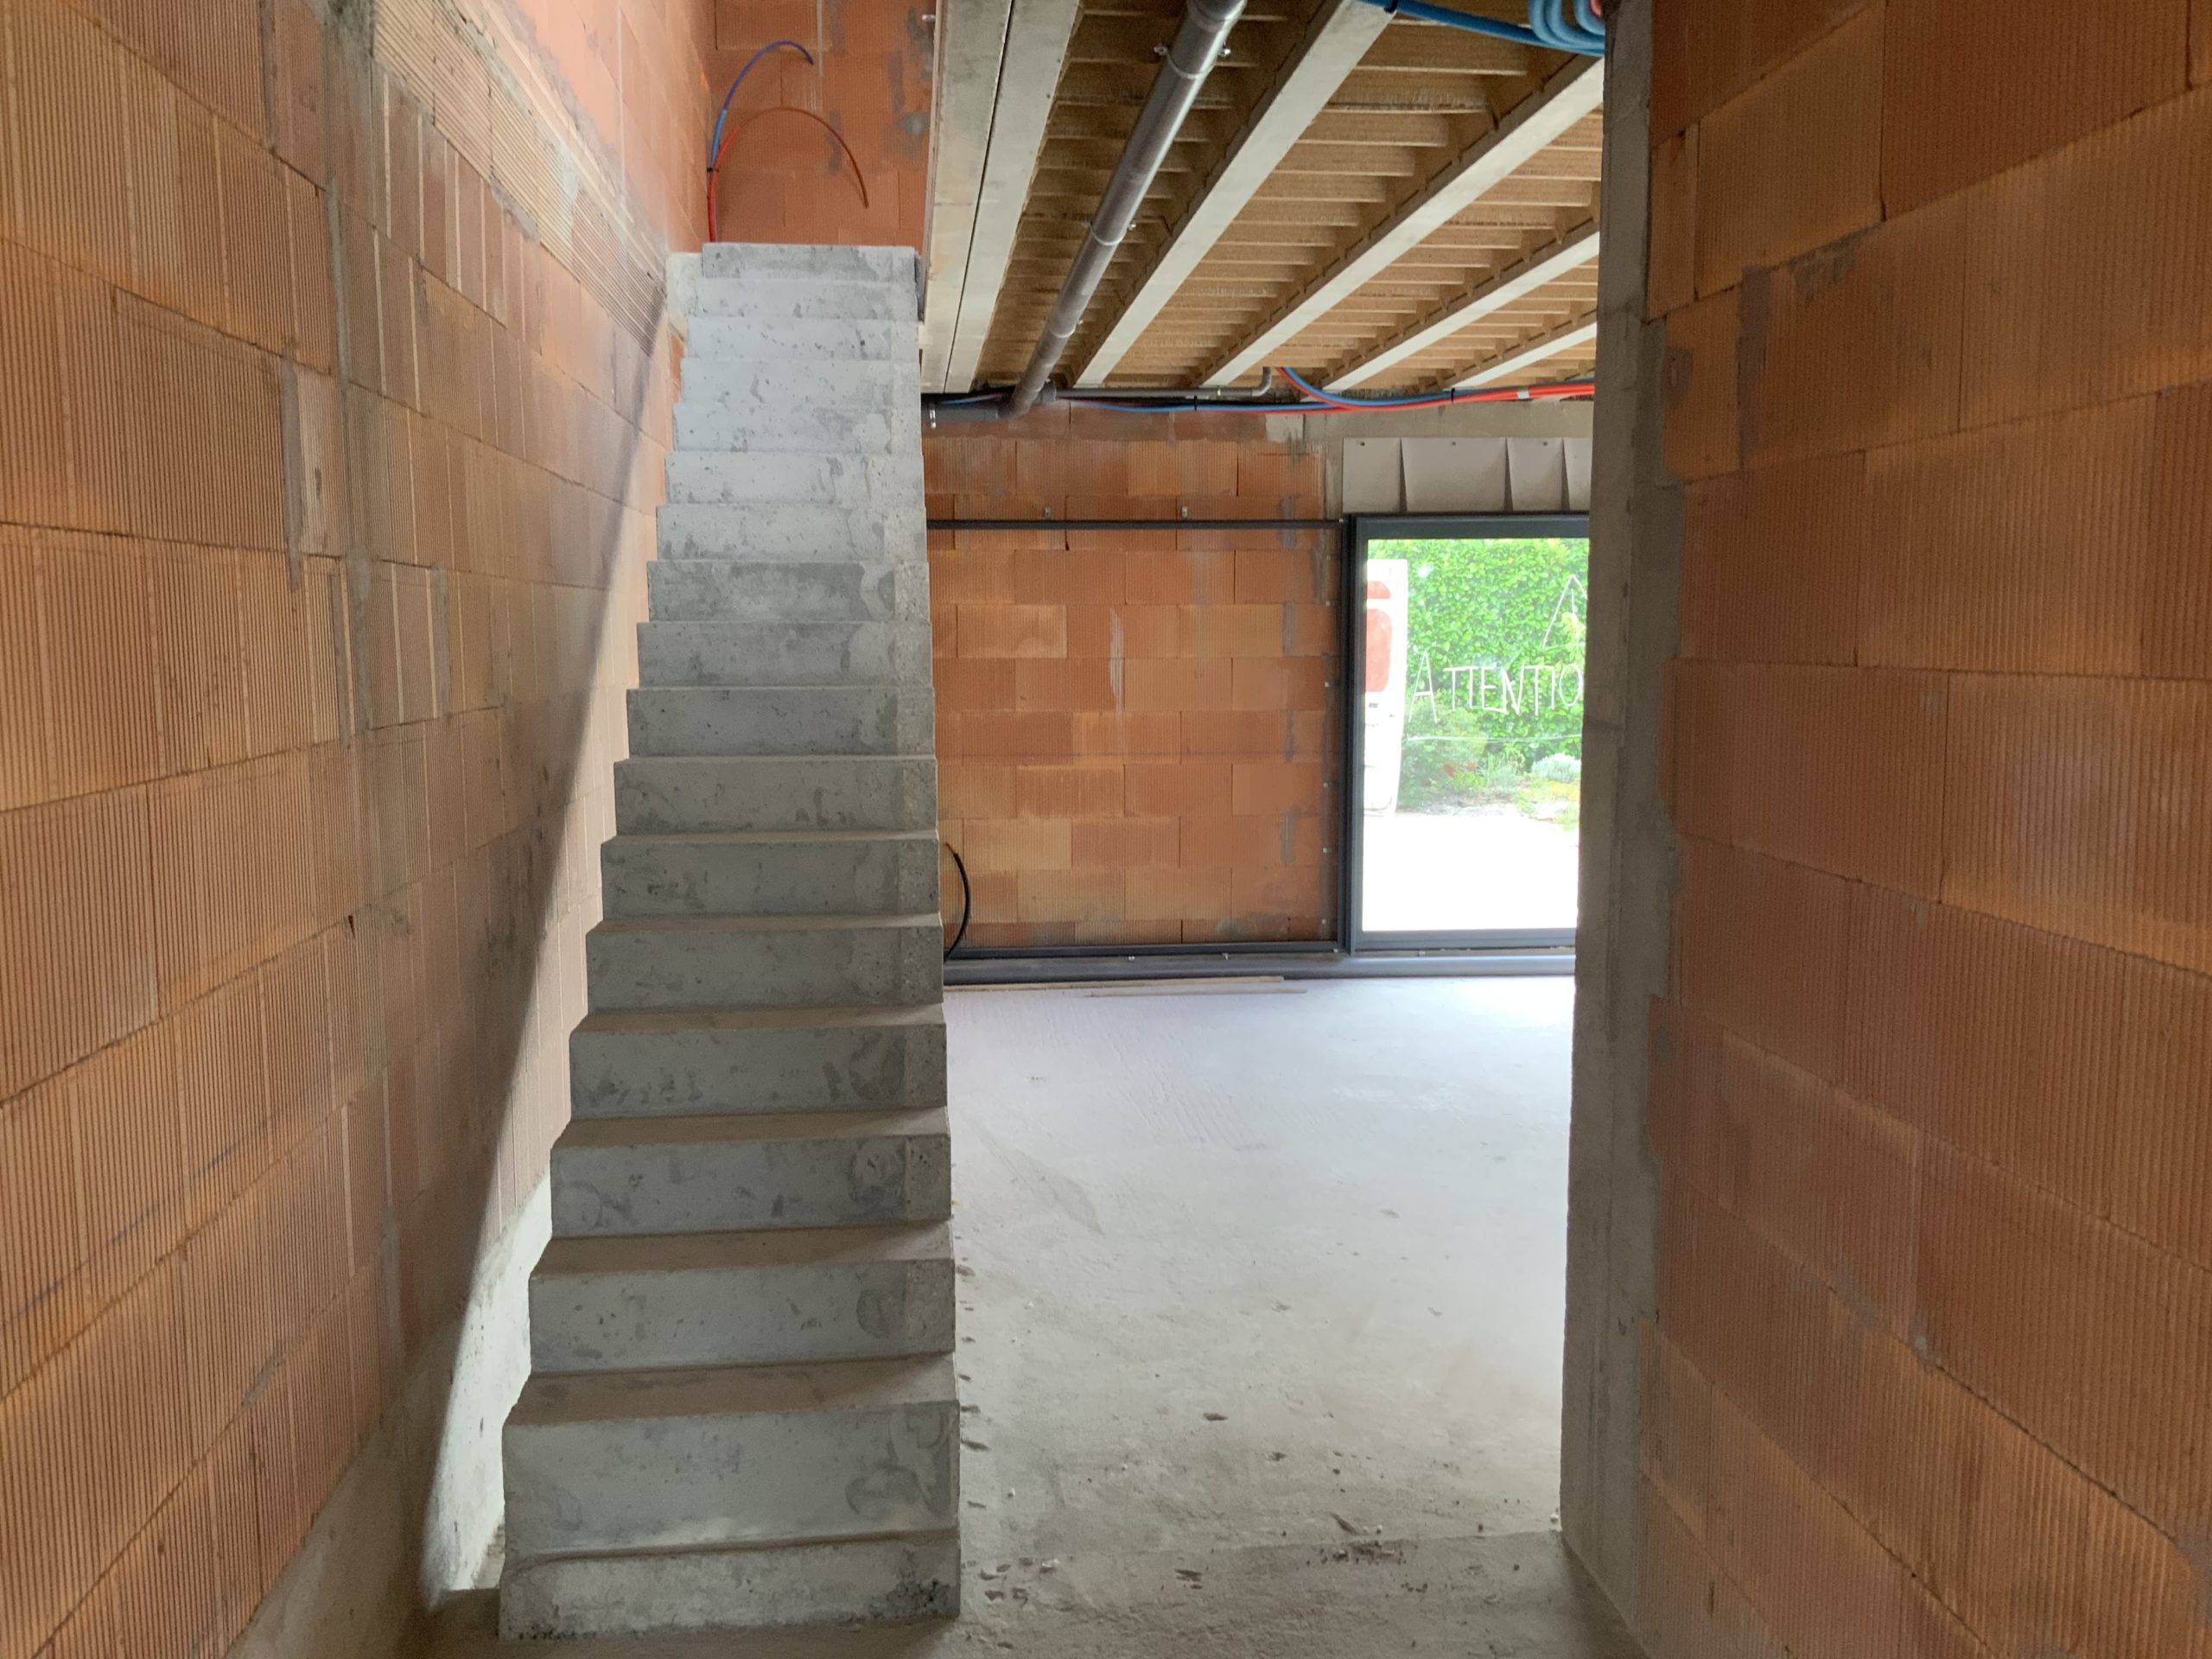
[1004,0,1247,417]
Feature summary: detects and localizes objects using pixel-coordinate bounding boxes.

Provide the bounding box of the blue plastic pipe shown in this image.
[1353,0,1601,55]
[1352,0,1546,48]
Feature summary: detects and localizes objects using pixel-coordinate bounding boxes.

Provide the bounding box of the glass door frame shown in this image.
[1342,512,1591,955]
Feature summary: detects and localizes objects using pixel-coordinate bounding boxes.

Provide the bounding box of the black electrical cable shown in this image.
[943,843,972,960]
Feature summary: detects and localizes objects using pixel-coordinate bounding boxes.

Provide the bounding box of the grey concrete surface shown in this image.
[947,979,1579,1563]
[420,975,1637,1659]
[654,501,920,561]
[1561,0,1668,1616]
[498,245,958,1635]
[644,563,922,626]
[601,832,940,921]
[550,1109,951,1236]
[504,1355,959,1555]
[637,620,931,688]
[568,1007,948,1119]
[626,685,935,759]
[689,273,918,321]
[583,913,942,1010]
[685,315,916,361]
[614,756,939,835]
[428,1530,1629,1657]
[527,1223,956,1370]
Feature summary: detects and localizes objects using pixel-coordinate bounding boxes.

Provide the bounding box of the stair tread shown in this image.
[591,912,940,937]
[607,829,937,847]
[539,1221,950,1278]
[513,1353,956,1426]
[621,753,926,765]
[504,1527,960,1569]
[575,1005,942,1035]
[558,1109,945,1149]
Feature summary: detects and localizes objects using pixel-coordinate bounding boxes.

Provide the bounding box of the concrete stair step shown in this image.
[499,1532,959,1639]
[637,620,928,687]
[615,755,936,834]
[664,449,921,507]
[701,244,918,286]
[570,1005,946,1119]
[504,1353,957,1556]
[627,684,933,758]
[550,1109,950,1237]
[683,358,918,411]
[674,400,917,455]
[601,830,939,918]
[690,273,916,322]
[586,912,942,1011]
[655,501,922,563]
[528,1222,955,1370]
[685,315,915,365]
[645,560,921,624]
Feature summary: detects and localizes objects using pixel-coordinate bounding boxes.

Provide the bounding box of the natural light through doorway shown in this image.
[1358,533,1588,942]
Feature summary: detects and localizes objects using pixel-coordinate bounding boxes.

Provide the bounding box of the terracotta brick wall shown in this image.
[924,408,1338,946]
[709,0,933,251]
[0,1,709,1653]
[1643,4,2212,1656]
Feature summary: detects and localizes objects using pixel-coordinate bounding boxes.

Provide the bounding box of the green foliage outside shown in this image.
[1376,537,1588,822]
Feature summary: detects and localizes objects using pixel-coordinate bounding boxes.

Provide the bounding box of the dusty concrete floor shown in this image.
[420,977,1637,1657]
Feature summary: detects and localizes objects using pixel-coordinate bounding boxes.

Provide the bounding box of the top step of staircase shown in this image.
[702,244,918,289]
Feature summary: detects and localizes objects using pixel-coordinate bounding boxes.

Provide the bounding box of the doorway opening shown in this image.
[1347,514,1591,952]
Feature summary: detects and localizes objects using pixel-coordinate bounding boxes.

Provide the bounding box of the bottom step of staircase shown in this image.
[500,1531,960,1638]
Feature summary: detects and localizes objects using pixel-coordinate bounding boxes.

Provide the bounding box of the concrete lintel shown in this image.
[1330,223,1601,390]
[1074,0,1394,386]
[940,0,1083,393]
[921,0,1017,391]
[1202,54,1605,388]
[1455,315,1601,387]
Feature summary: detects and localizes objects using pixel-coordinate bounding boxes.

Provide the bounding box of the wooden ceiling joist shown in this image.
[1455,315,1599,385]
[1199,53,1604,387]
[938,0,1084,393]
[1074,0,1393,386]
[921,0,1017,392]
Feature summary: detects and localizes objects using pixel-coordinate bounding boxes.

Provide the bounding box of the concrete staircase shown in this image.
[498,245,959,1639]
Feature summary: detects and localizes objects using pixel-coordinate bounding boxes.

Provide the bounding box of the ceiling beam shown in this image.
[938,0,1083,393]
[1073,0,1393,386]
[1453,315,1599,386]
[1327,222,1599,390]
[921,0,1016,392]
[1200,54,1604,388]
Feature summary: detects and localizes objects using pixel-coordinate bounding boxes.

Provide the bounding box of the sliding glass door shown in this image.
[1347,514,1589,951]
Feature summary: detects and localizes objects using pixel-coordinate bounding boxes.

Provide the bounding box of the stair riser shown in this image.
[499,1534,959,1638]
[645,562,918,625]
[700,245,918,285]
[615,758,937,835]
[689,276,914,322]
[685,315,914,364]
[626,687,933,758]
[674,402,918,455]
[552,1132,950,1236]
[637,621,928,687]
[587,924,941,1011]
[570,1018,947,1118]
[505,1395,957,1555]
[684,359,919,409]
[656,503,923,563]
[531,1254,953,1372]
[664,451,921,507]
[602,837,938,918]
